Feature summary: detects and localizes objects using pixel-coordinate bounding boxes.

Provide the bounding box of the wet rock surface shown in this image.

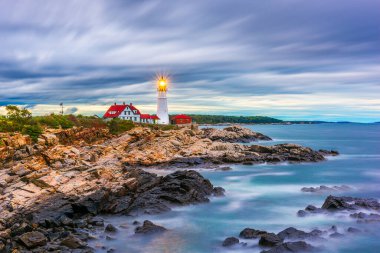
[225,224,365,252]
[301,185,351,193]
[259,233,283,247]
[18,231,47,249]
[222,237,240,247]
[135,220,167,234]
[261,241,317,253]
[239,228,268,239]
[298,195,380,222]
[0,166,222,251]
[0,125,337,252]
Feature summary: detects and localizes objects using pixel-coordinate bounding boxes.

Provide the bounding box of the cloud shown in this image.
[0,0,379,122]
[65,107,78,114]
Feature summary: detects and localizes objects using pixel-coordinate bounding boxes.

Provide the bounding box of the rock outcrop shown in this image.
[298,195,380,223]
[135,220,167,234]
[222,237,240,247]
[301,185,351,193]
[0,166,222,252]
[261,241,317,253]
[0,125,337,252]
[202,125,272,143]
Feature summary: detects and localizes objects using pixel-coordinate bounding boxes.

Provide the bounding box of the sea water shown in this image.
[90,123,380,253]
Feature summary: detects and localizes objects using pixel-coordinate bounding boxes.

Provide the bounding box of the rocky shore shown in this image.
[222,194,380,253]
[0,125,337,252]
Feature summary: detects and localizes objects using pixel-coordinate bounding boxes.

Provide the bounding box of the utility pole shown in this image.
[60,103,64,115]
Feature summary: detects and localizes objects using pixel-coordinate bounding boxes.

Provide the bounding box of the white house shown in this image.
[103,102,159,124]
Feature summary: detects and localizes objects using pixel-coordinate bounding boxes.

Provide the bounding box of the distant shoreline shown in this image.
[198,122,377,126]
[185,114,378,125]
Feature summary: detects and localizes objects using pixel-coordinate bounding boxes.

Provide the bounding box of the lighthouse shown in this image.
[156,75,169,124]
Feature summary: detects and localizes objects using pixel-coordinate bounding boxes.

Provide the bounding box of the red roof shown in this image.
[103,103,142,118]
[172,114,192,120]
[103,105,127,118]
[128,104,141,115]
[141,114,160,120]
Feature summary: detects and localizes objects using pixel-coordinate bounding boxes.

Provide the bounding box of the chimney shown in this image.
[114,102,116,105]
[130,102,132,106]
[123,102,125,105]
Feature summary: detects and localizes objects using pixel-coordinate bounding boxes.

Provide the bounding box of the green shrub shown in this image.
[34,114,75,129]
[108,118,135,135]
[22,123,43,142]
[75,115,107,128]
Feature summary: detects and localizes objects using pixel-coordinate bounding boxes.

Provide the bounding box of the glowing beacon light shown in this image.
[156,74,169,124]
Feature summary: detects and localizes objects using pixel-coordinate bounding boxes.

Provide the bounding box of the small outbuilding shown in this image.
[171,114,192,125]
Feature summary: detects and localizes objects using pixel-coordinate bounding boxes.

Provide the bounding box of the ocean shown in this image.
[90,123,380,253]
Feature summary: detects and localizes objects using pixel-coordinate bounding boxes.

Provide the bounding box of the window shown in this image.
[134,117,137,121]
[124,111,126,115]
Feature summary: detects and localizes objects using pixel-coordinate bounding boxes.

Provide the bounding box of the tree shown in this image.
[5,105,32,126]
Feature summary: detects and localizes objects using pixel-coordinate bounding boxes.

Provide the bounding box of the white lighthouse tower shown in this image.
[156,75,169,124]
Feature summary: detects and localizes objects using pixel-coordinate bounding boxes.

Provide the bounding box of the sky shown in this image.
[0,0,379,122]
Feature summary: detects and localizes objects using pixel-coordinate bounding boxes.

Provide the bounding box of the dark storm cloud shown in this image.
[0,0,379,121]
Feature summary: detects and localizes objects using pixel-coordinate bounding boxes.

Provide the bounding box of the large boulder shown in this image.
[135,220,167,234]
[239,228,268,239]
[19,231,47,249]
[40,133,59,146]
[60,234,86,249]
[277,227,315,240]
[259,233,283,247]
[222,237,240,247]
[127,170,222,215]
[322,195,380,211]
[261,241,317,253]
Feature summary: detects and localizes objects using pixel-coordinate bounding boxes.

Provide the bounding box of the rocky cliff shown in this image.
[0,125,337,252]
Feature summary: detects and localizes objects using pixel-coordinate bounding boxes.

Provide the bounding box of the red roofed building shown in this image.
[140,114,160,124]
[103,102,159,124]
[171,114,192,125]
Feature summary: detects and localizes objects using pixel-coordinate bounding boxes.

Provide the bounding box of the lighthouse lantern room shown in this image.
[156,75,169,124]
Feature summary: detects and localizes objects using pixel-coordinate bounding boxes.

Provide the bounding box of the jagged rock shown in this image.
[239,228,268,239]
[126,170,221,215]
[60,234,86,249]
[58,215,74,227]
[105,224,118,233]
[19,231,47,249]
[300,195,380,218]
[88,217,104,227]
[259,233,283,247]
[350,212,380,223]
[0,126,335,252]
[40,134,59,146]
[301,185,351,193]
[222,237,240,247]
[277,227,320,240]
[212,187,225,196]
[322,196,380,211]
[202,125,272,143]
[318,149,339,156]
[261,241,317,253]
[135,220,167,234]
